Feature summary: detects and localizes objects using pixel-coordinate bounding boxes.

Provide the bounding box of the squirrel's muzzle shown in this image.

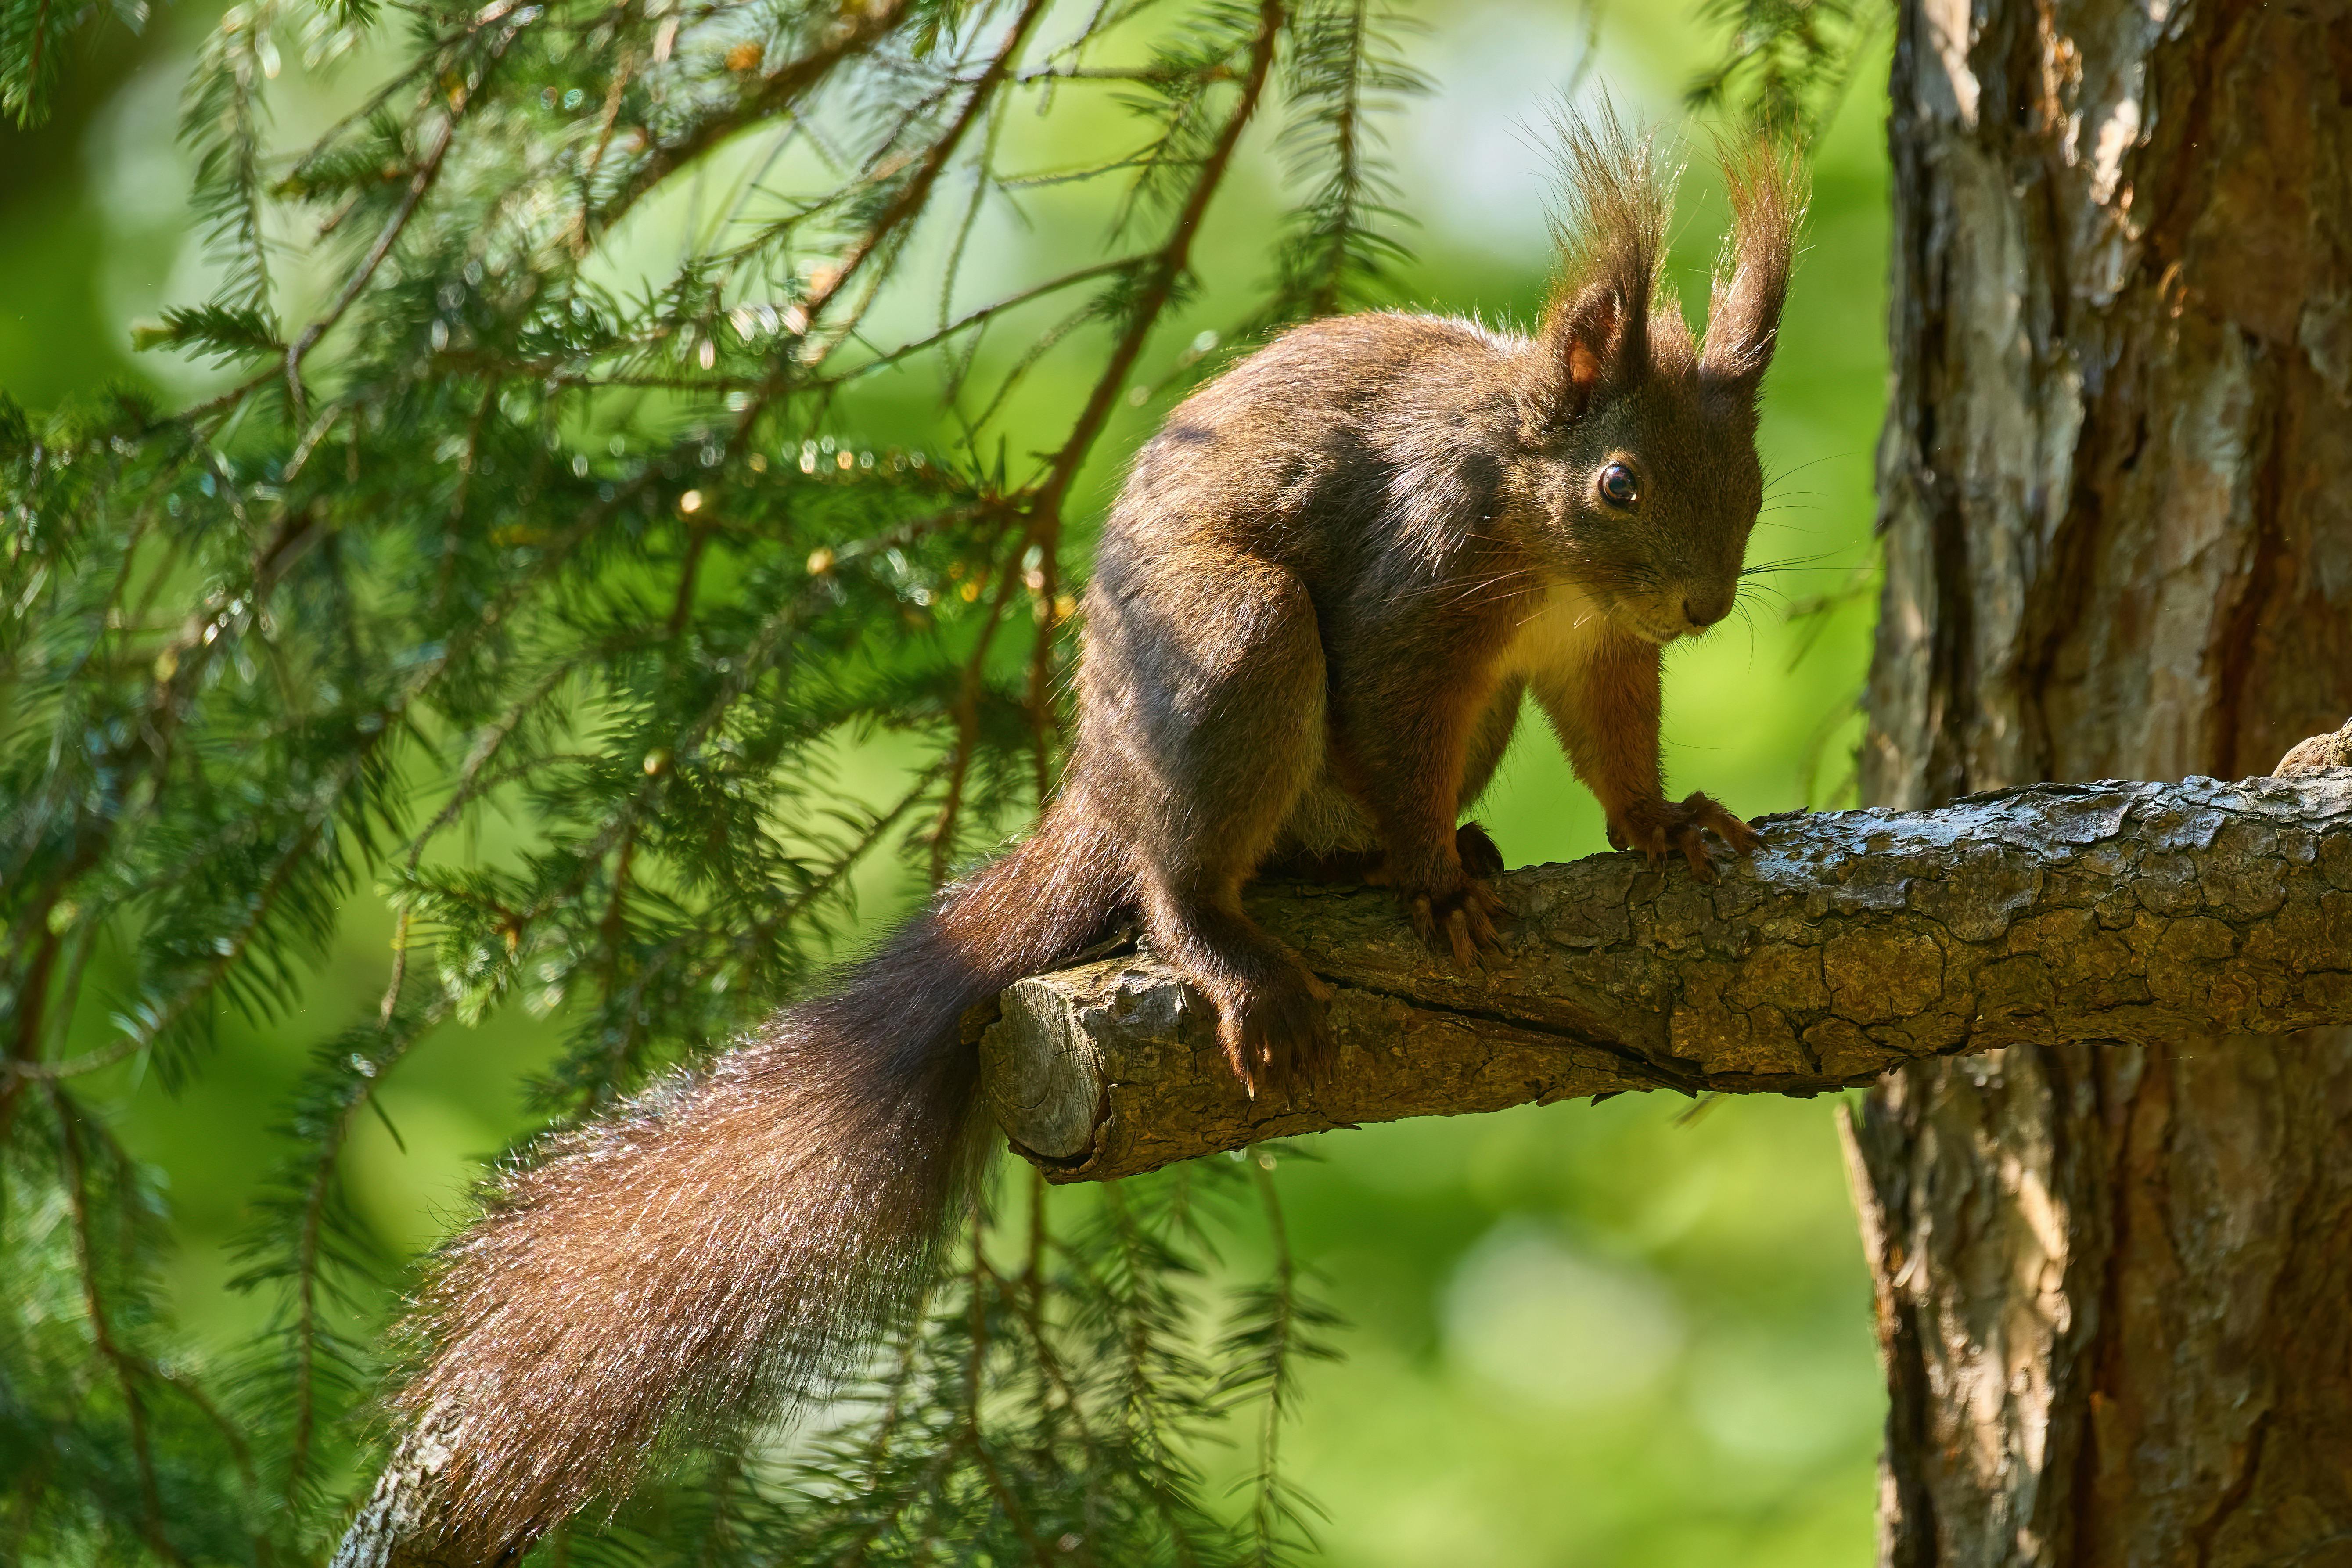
[1673,580,1737,634]
[1682,589,1733,631]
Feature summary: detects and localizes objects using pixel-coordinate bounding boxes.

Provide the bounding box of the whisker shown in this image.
[1762,451,1859,493]
[1741,550,1840,573]
[1379,567,1543,617]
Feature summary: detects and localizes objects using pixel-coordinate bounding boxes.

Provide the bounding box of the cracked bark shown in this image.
[328,1407,474,1568]
[1855,1,2352,1564]
[980,771,2352,1184]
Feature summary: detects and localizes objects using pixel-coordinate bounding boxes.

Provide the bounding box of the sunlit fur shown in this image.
[395,110,1804,1558]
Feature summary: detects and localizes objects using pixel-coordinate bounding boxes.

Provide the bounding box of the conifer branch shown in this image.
[7,0,1434,1552]
[725,0,1054,452]
[50,1087,181,1567]
[588,0,917,245]
[283,2,535,415]
[934,0,1287,863]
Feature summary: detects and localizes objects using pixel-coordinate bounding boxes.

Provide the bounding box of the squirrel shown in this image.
[384,116,1804,1559]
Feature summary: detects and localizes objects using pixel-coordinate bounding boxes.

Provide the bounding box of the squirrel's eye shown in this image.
[1597,462,1640,509]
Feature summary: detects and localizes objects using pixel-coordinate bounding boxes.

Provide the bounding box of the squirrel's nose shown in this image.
[1683,595,1730,630]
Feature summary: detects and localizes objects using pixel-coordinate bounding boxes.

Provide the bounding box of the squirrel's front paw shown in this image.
[1608,792,1761,882]
[1403,877,1508,969]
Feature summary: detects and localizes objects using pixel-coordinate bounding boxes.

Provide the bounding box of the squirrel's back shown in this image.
[1101,312,1535,582]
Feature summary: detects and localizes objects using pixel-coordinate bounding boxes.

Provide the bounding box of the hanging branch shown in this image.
[49,1087,181,1567]
[584,0,919,244]
[931,0,1288,863]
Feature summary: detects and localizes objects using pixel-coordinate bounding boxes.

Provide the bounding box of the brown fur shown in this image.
[396,110,1805,1556]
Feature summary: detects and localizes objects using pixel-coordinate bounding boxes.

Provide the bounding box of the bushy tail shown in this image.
[392,805,1126,1556]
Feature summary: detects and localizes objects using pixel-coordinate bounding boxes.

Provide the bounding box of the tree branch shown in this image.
[329,1403,470,1568]
[979,772,2352,1183]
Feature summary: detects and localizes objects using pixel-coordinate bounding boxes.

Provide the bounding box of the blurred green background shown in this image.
[2,2,1892,1561]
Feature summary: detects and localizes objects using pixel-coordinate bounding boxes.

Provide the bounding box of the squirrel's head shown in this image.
[1507,118,1805,645]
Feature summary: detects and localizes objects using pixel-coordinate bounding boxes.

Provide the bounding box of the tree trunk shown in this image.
[1854,1,2352,1563]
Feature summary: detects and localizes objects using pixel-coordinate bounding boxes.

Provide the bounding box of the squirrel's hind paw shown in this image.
[1213,967,1332,1100]
[1406,879,1508,970]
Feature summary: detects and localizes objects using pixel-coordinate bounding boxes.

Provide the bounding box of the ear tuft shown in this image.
[1700,136,1809,402]
[1533,99,1676,422]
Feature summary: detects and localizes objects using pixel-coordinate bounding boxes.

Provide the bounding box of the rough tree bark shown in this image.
[1854,1,2352,1563]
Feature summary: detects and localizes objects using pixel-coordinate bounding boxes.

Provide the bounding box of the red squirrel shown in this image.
[380,119,1803,1557]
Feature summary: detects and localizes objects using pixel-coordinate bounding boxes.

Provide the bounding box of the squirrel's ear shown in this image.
[1701,139,1808,403]
[1546,279,1641,417]
[1536,102,1671,424]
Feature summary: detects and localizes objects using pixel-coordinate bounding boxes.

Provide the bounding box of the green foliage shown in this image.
[1683,0,1885,147]
[1258,0,1427,326]
[1,0,1885,1561]
[2,0,1400,1557]
[0,0,147,126]
[128,305,288,361]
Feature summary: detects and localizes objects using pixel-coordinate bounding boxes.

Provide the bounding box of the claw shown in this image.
[1447,907,1474,967]
[1677,826,1715,881]
[1701,802,1765,856]
[1403,877,1506,970]
[1609,792,1759,880]
[1211,968,1331,1101]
